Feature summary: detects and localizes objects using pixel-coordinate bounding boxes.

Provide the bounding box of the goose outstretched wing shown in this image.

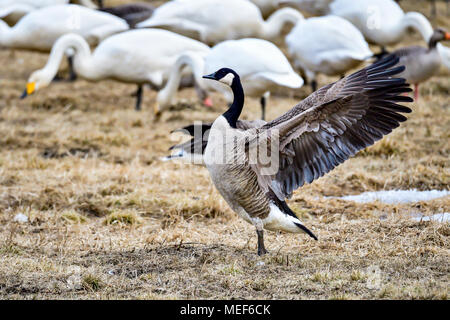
[255,55,413,200]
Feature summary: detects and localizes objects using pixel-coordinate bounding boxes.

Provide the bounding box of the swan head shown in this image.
[429,28,450,47]
[20,70,52,99]
[203,68,239,87]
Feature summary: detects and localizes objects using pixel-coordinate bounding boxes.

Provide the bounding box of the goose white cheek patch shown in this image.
[219,73,235,86]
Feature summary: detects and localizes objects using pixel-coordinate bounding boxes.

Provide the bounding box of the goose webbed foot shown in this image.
[256,229,268,256]
[135,84,143,111]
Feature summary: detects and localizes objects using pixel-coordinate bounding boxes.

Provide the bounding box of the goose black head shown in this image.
[429,28,450,48]
[203,68,239,87]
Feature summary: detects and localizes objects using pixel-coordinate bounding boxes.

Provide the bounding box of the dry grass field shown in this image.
[0,0,448,299]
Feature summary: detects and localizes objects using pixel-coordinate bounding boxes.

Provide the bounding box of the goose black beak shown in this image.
[202,73,216,80]
[20,89,28,99]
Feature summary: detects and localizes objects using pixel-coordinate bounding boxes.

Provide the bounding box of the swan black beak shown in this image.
[20,89,28,99]
[21,82,36,99]
[202,73,216,80]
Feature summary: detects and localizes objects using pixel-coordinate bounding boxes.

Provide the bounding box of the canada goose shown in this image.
[156,38,303,120]
[391,28,450,100]
[285,15,372,91]
[0,4,128,80]
[97,2,154,28]
[20,29,211,111]
[0,0,98,25]
[136,0,303,45]
[181,55,412,255]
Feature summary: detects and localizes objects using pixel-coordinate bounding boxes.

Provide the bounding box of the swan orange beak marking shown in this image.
[203,97,213,107]
[445,32,450,40]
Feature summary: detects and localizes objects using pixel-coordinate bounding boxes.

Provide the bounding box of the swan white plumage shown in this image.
[329,0,432,46]
[0,4,128,50]
[136,0,303,45]
[156,38,304,119]
[0,0,98,25]
[285,15,372,91]
[21,29,211,110]
[328,0,450,69]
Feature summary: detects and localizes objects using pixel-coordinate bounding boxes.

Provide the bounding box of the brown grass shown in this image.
[0,0,449,299]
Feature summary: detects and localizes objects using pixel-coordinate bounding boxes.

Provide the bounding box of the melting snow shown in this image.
[331,189,449,204]
[13,213,28,223]
[412,213,450,223]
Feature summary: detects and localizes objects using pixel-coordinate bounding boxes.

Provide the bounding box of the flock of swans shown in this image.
[1,0,448,114]
[1,0,449,254]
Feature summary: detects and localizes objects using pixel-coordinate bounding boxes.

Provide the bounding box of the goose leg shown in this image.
[256,229,268,256]
[97,0,104,9]
[260,95,266,121]
[135,84,143,111]
[67,56,77,82]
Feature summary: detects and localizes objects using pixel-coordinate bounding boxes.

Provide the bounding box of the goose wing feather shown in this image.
[253,54,413,199]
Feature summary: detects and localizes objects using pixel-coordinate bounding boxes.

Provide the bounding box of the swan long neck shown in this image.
[223,75,244,128]
[37,33,92,85]
[262,7,304,40]
[0,19,12,46]
[399,12,433,42]
[157,51,206,110]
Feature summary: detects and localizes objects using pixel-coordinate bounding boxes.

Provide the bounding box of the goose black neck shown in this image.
[428,38,438,49]
[222,76,244,128]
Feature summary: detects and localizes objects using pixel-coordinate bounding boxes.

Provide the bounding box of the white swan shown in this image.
[329,0,450,69]
[285,15,372,91]
[329,0,433,46]
[21,29,211,111]
[136,0,303,45]
[0,0,98,25]
[156,38,304,119]
[0,4,128,50]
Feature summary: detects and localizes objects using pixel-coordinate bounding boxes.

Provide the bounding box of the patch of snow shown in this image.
[330,189,449,204]
[13,213,28,223]
[412,213,450,223]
